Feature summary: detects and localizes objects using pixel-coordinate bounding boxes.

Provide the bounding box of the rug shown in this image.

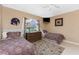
[33,38,65,55]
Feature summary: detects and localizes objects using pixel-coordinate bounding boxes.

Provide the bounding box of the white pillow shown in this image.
[41,30,45,38]
[2,32,7,39]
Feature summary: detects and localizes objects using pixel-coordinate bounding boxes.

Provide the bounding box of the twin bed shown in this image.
[0,32,35,55]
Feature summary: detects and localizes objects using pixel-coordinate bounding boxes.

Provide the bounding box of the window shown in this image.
[25,19,40,33]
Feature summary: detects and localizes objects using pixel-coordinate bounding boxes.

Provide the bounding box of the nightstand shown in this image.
[25,32,42,42]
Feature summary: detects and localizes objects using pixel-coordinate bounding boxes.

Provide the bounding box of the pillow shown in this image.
[2,32,7,39]
[40,30,45,38]
[43,30,48,33]
[7,32,21,39]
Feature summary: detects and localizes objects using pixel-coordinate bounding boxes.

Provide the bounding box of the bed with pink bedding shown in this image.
[0,32,35,55]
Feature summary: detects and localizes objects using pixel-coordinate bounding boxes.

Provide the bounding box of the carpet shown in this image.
[33,38,65,55]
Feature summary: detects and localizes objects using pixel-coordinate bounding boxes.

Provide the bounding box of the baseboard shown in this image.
[64,40,79,46]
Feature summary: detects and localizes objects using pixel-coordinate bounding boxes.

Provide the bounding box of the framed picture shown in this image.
[55,18,63,26]
[11,18,20,26]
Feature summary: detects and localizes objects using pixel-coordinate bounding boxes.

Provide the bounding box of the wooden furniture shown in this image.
[25,32,42,42]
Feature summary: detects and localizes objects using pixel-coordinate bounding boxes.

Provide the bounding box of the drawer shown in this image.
[25,32,42,42]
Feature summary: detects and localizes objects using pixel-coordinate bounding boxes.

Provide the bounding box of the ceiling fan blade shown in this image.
[50,4,60,8]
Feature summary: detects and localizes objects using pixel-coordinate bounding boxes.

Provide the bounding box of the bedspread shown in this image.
[44,33,65,44]
[0,37,35,55]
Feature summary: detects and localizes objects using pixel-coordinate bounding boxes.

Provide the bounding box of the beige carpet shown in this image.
[33,38,65,55]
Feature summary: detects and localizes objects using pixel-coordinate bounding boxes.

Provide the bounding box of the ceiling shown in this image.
[2,4,79,17]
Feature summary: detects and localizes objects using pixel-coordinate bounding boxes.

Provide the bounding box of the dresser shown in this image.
[25,32,42,42]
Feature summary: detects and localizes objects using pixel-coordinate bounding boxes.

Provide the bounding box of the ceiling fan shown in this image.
[42,4,60,10]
